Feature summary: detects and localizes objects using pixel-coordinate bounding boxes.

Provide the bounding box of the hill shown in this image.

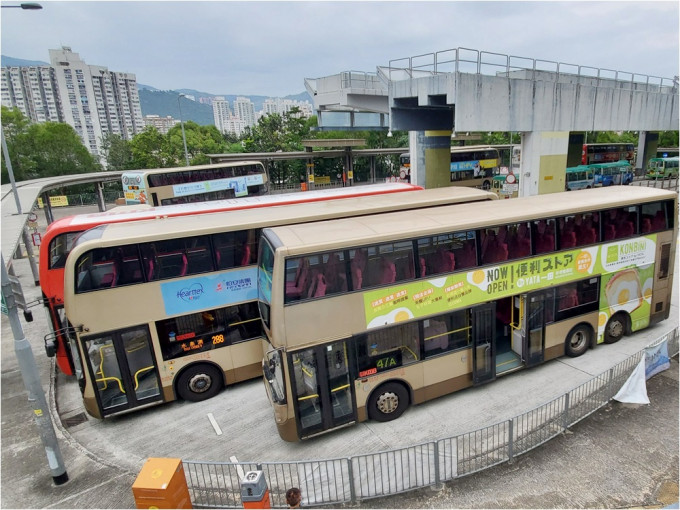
[1,55,49,67]
[139,89,215,125]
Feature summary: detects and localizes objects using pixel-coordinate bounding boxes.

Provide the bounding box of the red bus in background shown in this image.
[581,143,635,165]
[40,183,422,376]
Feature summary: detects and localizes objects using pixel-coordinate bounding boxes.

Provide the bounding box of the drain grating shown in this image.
[62,412,88,428]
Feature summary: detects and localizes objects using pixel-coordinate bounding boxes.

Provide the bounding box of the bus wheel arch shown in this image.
[482,180,491,190]
[604,312,629,344]
[367,380,411,423]
[175,362,224,402]
[565,323,594,357]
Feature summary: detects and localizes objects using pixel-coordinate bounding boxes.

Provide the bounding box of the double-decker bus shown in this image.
[41,183,423,376]
[257,186,676,441]
[565,166,595,191]
[449,146,500,190]
[581,143,635,165]
[399,146,502,190]
[590,161,634,186]
[646,157,679,179]
[62,187,497,418]
[121,161,268,206]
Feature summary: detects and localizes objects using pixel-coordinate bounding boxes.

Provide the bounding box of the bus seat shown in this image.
[286,258,309,299]
[560,231,576,249]
[419,256,426,278]
[424,320,448,352]
[306,271,327,299]
[351,265,362,290]
[652,211,666,231]
[436,249,455,273]
[578,227,596,246]
[509,236,531,259]
[641,218,652,233]
[457,241,476,268]
[379,258,396,284]
[179,253,188,276]
[617,221,634,238]
[535,233,554,254]
[110,263,118,287]
[604,224,616,241]
[146,259,155,280]
[484,241,508,264]
[240,245,251,266]
[559,288,579,311]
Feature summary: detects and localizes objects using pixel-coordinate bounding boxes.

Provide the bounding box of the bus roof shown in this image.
[649,156,679,162]
[70,186,497,247]
[583,160,632,168]
[45,183,423,233]
[121,160,263,175]
[266,187,676,255]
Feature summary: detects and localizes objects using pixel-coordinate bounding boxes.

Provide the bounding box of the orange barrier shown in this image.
[132,458,192,509]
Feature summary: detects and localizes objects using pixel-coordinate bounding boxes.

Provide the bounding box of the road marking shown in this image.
[207,413,222,436]
[230,456,245,479]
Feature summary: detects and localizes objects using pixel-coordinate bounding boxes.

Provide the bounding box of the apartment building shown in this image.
[143,114,179,134]
[1,46,144,161]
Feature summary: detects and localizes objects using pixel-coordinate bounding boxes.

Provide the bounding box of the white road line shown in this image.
[207,413,222,436]
[230,456,245,480]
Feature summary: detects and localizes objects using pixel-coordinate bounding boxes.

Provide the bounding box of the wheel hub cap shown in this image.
[376,392,399,414]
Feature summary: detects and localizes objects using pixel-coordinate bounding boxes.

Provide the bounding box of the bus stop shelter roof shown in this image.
[302,139,365,148]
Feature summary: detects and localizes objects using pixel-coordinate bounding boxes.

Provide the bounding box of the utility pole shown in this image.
[1,256,68,485]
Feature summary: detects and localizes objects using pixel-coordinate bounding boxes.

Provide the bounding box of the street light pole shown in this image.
[1,255,68,485]
[177,94,190,166]
[1,3,43,8]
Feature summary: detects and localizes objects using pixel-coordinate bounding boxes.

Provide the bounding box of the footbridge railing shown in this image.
[183,327,679,508]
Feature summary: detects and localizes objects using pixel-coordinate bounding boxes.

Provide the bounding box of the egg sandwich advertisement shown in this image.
[363,234,657,330]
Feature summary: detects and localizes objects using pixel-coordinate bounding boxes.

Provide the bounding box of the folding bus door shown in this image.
[472,304,496,385]
[290,340,356,438]
[82,325,162,416]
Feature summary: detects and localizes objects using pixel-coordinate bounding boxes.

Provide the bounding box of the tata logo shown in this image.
[177,283,205,302]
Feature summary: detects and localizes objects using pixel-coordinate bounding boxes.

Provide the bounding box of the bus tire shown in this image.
[367,382,410,423]
[482,180,491,190]
[176,364,223,402]
[565,324,592,357]
[604,313,628,344]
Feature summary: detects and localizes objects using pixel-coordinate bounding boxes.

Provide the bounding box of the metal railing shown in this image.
[387,47,678,93]
[183,327,678,508]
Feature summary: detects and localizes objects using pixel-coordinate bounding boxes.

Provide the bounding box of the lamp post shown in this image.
[177,93,190,166]
[1,2,42,8]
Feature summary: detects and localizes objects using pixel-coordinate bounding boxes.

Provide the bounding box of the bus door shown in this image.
[472,304,496,385]
[290,340,356,438]
[82,325,162,416]
[513,293,545,367]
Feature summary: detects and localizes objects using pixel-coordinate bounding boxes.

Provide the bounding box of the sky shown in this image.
[1,1,678,98]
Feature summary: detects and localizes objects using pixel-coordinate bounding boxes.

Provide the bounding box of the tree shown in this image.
[128,127,173,169]
[167,122,228,166]
[101,133,134,170]
[1,107,101,183]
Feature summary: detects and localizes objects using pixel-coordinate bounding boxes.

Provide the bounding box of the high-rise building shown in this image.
[212,97,231,134]
[233,96,256,127]
[1,65,62,123]
[1,46,144,162]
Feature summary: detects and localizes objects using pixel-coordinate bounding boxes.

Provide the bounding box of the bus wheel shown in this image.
[176,364,223,402]
[368,382,409,422]
[604,313,628,344]
[565,324,591,357]
[482,180,491,190]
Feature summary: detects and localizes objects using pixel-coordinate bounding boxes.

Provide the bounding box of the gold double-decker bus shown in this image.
[258,187,676,441]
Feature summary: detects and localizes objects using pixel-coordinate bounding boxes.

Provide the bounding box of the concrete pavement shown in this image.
[1,204,678,508]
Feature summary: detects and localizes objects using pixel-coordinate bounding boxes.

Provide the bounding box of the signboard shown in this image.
[314,176,331,185]
[172,174,264,199]
[37,196,69,208]
[122,172,147,204]
[363,235,657,330]
[160,268,258,316]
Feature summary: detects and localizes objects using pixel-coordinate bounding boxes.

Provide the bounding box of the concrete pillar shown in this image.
[519,131,569,197]
[41,192,54,225]
[636,131,659,175]
[410,130,452,189]
[95,182,106,212]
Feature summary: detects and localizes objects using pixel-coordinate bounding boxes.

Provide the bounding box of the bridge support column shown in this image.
[519,131,569,197]
[95,182,106,212]
[636,131,658,176]
[410,130,452,189]
[41,192,54,225]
